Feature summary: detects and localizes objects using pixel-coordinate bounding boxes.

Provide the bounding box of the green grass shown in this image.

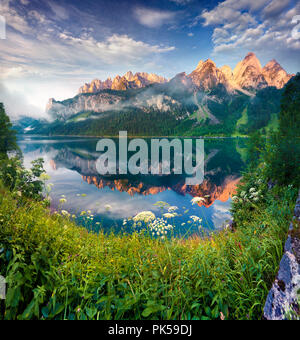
[233,106,248,136]
[0,182,297,320]
[265,113,279,133]
[236,107,249,128]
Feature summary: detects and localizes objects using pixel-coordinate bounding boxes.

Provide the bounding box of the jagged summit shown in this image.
[187,53,293,91]
[188,58,227,90]
[232,52,266,89]
[79,72,167,93]
[77,53,293,96]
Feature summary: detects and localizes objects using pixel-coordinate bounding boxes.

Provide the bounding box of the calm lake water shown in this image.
[18,136,248,237]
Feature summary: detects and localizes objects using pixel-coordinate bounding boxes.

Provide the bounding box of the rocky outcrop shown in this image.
[233,52,268,90]
[46,91,183,121]
[264,191,300,320]
[188,59,229,91]
[79,72,167,93]
[262,60,294,89]
[46,92,124,121]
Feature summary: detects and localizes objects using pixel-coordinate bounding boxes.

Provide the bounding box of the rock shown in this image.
[264,191,300,320]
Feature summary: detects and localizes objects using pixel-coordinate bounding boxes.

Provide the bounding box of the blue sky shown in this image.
[0,0,299,117]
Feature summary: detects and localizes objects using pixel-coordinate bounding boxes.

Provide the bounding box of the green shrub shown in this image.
[0,158,46,200]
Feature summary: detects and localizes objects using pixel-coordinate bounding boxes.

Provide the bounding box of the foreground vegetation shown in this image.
[0,75,299,320]
[0,180,297,320]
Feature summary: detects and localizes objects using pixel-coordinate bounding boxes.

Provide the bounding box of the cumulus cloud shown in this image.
[196,0,300,69]
[58,32,175,63]
[134,7,177,28]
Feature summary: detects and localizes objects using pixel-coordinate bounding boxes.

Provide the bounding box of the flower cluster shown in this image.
[149,218,174,239]
[163,212,177,219]
[133,211,156,223]
[232,187,263,204]
[189,215,202,223]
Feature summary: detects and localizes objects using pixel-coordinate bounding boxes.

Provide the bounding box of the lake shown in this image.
[18,136,248,237]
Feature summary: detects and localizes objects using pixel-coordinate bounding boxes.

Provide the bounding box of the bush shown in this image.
[0,158,46,200]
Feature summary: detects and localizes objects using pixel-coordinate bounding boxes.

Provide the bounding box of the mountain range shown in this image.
[78,53,292,94]
[20,52,296,137]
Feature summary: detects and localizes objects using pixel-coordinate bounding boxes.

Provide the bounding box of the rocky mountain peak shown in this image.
[124,71,134,81]
[262,60,294,89]
[233,52,266,89]
[204,59,216,66]
[79,71,167,93]
[195,60,204,70]
[188,58,227,91]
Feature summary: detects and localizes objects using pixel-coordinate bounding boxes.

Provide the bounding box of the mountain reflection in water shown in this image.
[19,136,247,237]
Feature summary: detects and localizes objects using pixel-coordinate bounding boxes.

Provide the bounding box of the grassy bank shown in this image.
[0,181,297,320]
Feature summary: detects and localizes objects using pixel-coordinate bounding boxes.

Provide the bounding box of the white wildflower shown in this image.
[133,211,156,223]
[61,210,70,217]
[190,215,202,223]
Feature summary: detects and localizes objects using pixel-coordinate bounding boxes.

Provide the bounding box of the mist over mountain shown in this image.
[17,53,296,137]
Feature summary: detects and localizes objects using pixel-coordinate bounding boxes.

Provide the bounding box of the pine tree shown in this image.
[0,103,18,159]
[265,74,300,186]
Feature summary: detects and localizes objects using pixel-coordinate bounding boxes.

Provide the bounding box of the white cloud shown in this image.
[0,0,31,33]
[134,7,177,28]
[57,32,175,64]
[263,0,291,18]
[196,0,300,70]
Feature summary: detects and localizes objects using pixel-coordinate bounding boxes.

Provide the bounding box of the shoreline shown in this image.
[18,133,250,139]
